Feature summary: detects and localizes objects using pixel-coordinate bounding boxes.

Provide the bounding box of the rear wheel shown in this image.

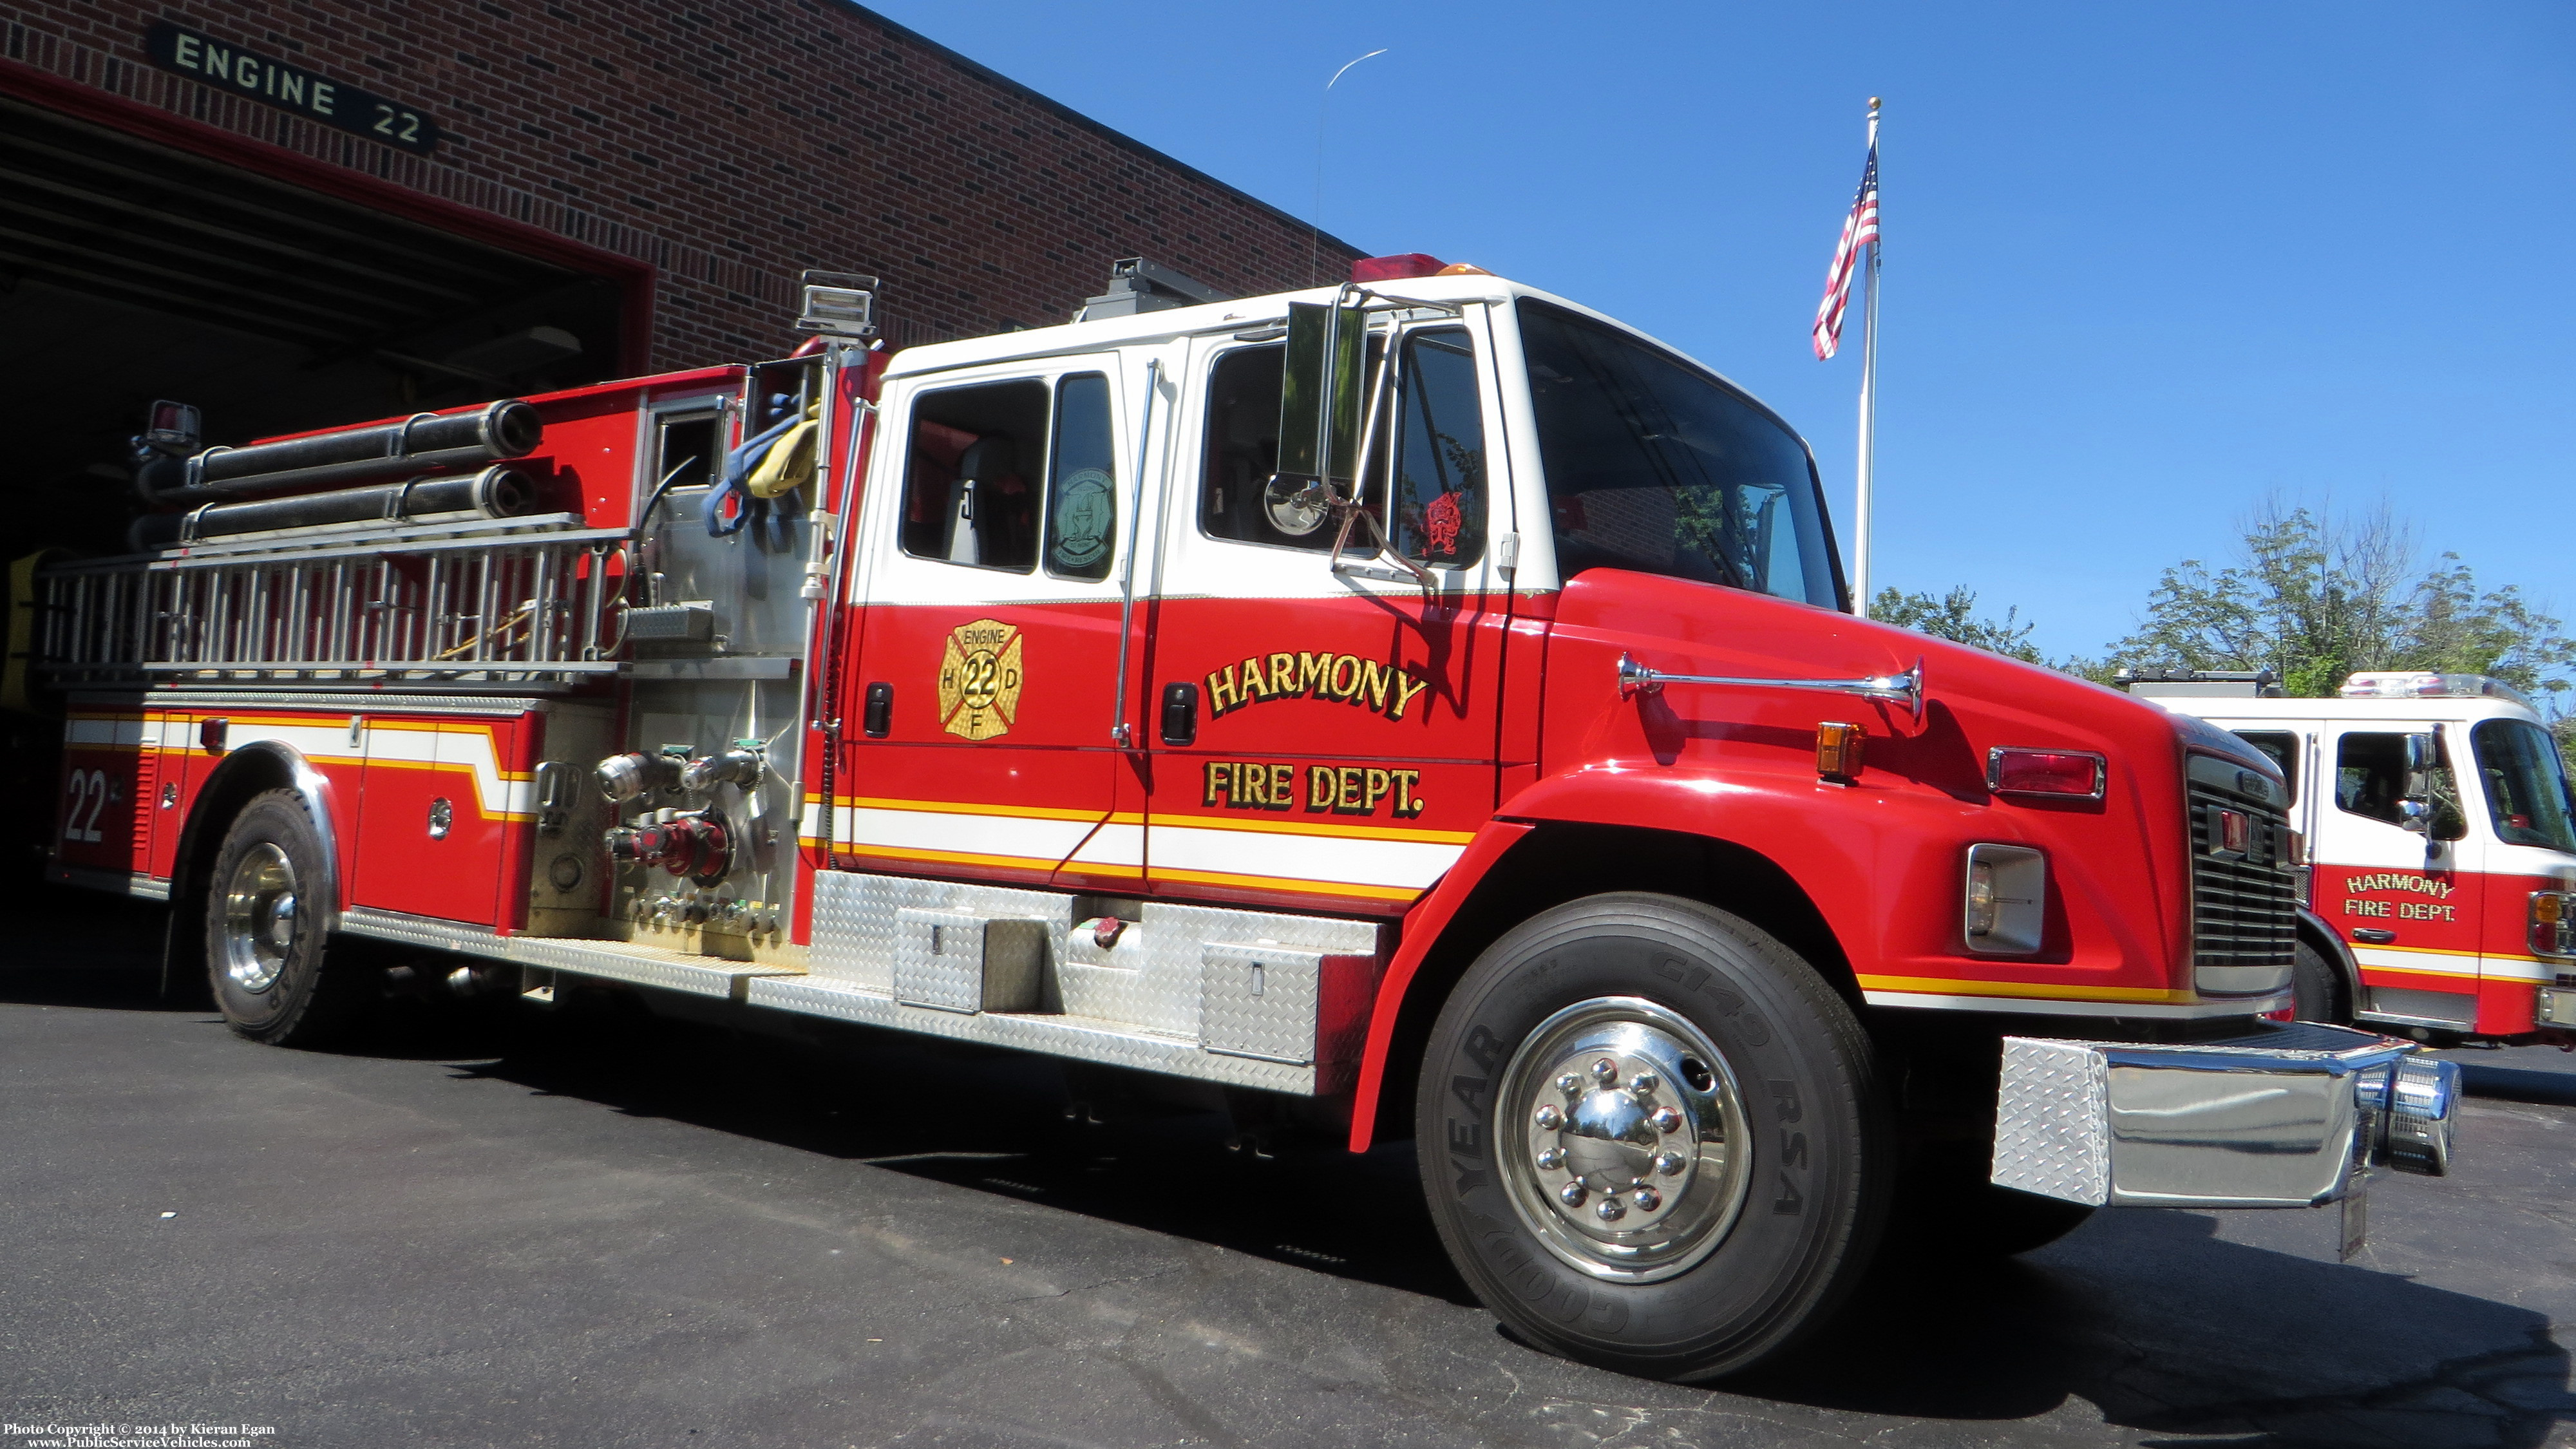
[1415,893,1891,1381]
[205,790,363,1046]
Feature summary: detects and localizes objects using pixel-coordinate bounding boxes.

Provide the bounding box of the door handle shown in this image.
[864,681,893,739]
[2351,928,2396,945]
[1160,681,1198,746]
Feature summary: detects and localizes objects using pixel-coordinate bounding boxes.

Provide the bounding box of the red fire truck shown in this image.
[30,257,2461,1380]
[2124,666,2576,1044]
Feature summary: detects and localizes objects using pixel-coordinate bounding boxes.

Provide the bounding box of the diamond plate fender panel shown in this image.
[1992,1036,2112,1207]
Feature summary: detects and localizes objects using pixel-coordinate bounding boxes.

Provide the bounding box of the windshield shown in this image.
[2470,719,2576,853]
[1517,299,1842,607]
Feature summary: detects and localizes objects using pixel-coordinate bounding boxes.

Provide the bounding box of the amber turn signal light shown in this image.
[1817,721,1865,784]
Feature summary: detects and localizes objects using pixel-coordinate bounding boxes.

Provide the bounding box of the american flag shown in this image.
[1811,142,1879,361]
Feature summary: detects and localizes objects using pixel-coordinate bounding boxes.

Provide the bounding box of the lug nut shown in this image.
[1654,1151,1687,1177]
[1595,1197,1627,1222]
[1632,1188,1662,1212]
[1535,1104,1562,1131]
[1629,1071,1659,1095]
[1649,1106,1683,1134]
[1535,1147,1565,1172]
[1591,1057,1618,1084]
[1558,1182,1587,1208]
[1556,1072,1582,1097]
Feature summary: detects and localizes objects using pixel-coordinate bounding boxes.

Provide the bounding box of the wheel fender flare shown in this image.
[173,739,345,935]
[1350,819,1533,1153]
[2296,905,2360,1000]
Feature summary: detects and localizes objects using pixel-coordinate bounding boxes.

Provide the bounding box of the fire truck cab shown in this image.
[2125,667,2576,1043]
[30,260,2465,1381]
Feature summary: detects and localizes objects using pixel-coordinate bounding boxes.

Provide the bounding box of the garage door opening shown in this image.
[0,94,635,558]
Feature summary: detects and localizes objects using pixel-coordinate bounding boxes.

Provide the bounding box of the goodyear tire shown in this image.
[205,790,363,1046]
[1415,893,1891,1381]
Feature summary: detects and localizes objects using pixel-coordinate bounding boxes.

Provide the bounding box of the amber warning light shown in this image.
[1987,748,2107,800]
[1815,722,1866,784]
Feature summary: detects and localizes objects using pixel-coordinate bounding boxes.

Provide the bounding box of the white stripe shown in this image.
[843,805,1097,865]
[2354,946,2550,983]
[1150,822,1460,891]
[1862,989,2285,1020]
[1066,819,1145,870]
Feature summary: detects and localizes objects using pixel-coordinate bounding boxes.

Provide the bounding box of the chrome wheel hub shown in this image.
[220,842,299,994]
[1499,996,1752,1282]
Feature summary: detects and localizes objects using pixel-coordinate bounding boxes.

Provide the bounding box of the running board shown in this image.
[337,909,799,1001]
[744,976,1345,1095]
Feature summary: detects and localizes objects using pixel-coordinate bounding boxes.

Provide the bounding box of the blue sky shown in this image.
[868,0,2573,662]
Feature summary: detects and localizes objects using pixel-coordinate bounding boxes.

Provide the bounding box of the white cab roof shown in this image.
[2136,694,2545,728]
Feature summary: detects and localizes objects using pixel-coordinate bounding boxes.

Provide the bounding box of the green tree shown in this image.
[1870,585,2044,664]
[2106,502,2576,703]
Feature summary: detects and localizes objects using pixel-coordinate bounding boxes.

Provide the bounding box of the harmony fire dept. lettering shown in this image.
[2343,870,2458,922]
[1202,759,1427,819]
[2344,871,2456,898]
[1206,651,1433,722]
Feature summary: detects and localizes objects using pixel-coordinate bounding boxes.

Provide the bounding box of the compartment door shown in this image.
[1139,317,1509,915]
[835,355,1150,891]
[2316,721,2482,1024]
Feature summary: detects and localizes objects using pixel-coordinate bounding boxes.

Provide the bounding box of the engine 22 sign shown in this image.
[144,21,442,156]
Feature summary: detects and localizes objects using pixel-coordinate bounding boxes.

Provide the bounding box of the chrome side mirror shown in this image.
[1277,298,1365,490]
[2403,732,2439,774]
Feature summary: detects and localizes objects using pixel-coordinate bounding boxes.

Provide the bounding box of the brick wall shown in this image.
[1,0,1363,365]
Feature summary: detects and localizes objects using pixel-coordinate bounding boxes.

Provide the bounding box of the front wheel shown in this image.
[1415,893,1891,1381]
[2292,939,2351,1024]
[205,790,364,1046]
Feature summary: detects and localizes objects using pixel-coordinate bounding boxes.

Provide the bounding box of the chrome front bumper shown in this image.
[1991,1021,2459,1209]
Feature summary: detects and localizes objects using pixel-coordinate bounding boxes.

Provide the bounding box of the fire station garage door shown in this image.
[0,95,631,558]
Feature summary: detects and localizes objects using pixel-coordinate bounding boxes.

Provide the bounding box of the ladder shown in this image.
[37,513,630,690]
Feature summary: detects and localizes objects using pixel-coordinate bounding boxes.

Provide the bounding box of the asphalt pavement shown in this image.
[5,884,2573,1449]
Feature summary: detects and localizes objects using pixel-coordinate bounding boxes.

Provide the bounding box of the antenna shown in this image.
[1312,48,1388,286]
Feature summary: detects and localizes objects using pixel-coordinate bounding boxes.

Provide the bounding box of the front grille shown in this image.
[2188,782,2299,972]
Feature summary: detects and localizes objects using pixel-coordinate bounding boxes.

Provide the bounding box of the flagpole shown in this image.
[1850,97,1880,616]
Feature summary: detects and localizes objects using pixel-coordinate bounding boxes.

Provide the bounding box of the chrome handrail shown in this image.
[1617,652,1926,717]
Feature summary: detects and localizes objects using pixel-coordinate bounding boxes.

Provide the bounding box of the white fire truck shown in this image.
[2123,667,2576,1044]
[24,258,2462,1380]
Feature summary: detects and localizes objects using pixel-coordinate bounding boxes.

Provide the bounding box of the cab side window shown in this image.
[2337,730,2461,832]
[1199,344,1323,551]
[1198,329,1486,564]
[2336,733,2410,826]
[1042,374,1118,582]
[2234,730,2300,801]
[1390,327,1486,569]
[901,380,1048,571]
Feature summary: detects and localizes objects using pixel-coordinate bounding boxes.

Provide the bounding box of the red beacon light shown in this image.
[1986,747,2107,801]
[1349,254,1493,284]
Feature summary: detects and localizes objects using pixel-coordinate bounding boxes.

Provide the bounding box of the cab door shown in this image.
[2310,721,2485,1026]
[1139,314,1511,915]
[835,354,1151,890]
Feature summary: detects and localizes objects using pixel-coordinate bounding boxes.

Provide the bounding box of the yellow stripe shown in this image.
[1857,974,2200,1005]
[798,835,1147,878]
[1153,865,1421,902]
[817,793,1471,845]
[839,795,1117,824]
[2358,940,2534,964]
[842,842,1068,873]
